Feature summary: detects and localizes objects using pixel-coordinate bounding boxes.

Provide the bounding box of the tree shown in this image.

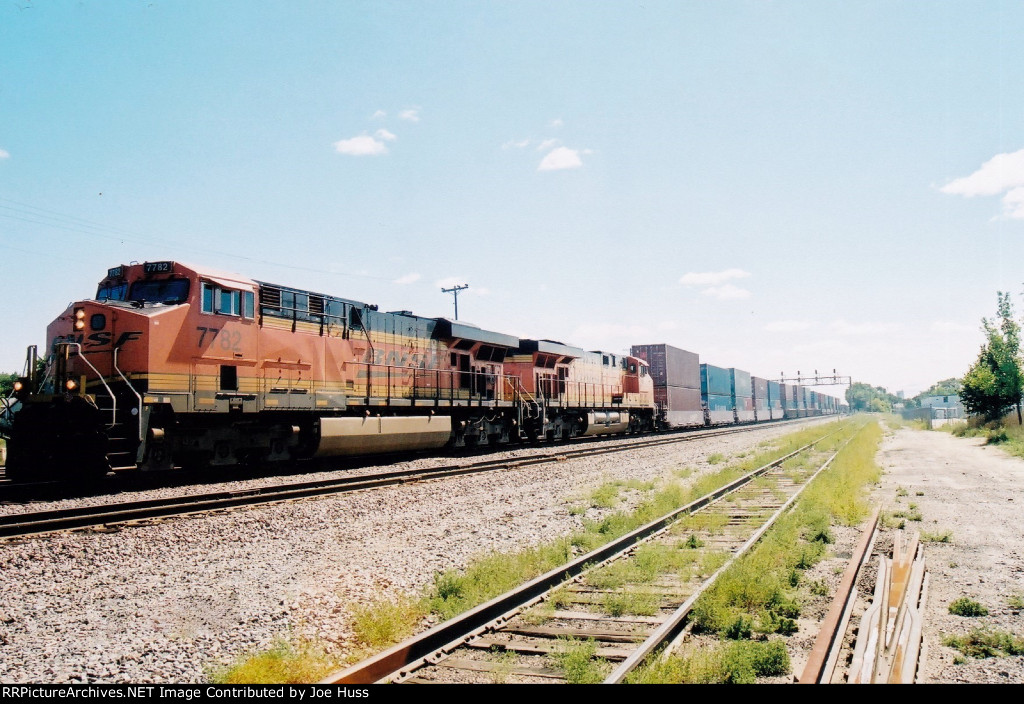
[960,292,1023,423]
[0,373,18,398]
[845,382,899,412]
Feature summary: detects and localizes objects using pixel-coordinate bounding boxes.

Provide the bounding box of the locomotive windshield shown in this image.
[96,282,129,301]
[127,278,191,305]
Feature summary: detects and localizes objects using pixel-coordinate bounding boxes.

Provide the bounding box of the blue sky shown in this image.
[2,1,1024,396]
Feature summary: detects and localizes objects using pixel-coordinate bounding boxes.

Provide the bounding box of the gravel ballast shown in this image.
[0,422,820,683]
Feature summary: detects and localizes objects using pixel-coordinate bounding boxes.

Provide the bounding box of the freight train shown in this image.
[0,261,843,481]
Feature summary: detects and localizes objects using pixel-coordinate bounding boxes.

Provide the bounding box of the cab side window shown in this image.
[201,281,254,319]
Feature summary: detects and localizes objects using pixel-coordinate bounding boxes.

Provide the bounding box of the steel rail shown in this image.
[0,419,817,539]
[799,506,879,684]
[604,428,862,683]
[321,424,849,685]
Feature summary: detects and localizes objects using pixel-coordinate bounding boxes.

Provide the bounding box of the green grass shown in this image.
[209,420,853,682]
[589,483,621,508]
[627,639,790,684]
[943,629,1024,658]
[349,593,426,648]
[601,590,660,617]
[1008,594,1024,610]
[949,597,988,617]
[920,530,952,543]
[707,452,726,464]
[949,413,1024,459]
[208,640,336,684]
[552,638,609,684]
[689,421,881,638]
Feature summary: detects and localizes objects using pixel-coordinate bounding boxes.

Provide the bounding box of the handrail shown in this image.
[113,347,144,442]
[59,343,118,428]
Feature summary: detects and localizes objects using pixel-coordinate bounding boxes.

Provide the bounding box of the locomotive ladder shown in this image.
[506,377,543,437]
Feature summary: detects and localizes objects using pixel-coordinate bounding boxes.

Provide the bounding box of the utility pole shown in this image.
[441,284,469,320]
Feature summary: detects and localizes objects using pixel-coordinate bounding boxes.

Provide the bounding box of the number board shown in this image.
[107,266,124,278]
[143,261,174,274]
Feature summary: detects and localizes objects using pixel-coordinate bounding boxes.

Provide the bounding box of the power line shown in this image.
[0,197,396,282]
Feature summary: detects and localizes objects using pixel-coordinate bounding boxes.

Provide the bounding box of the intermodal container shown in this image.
[700,364,732,397]
[729,368,752,399]
[767,380,783,419]
[752,376,769,419]
[655,386,703,427]
[703,392,734,424]
[630,344,700,389]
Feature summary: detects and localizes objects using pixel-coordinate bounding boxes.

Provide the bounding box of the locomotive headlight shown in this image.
[13,380,23,392]
[74,307,86,330]
[65,379,77,391]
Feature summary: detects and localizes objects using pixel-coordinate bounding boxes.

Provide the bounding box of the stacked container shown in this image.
[767,380,783,420]
[700,363,734,424]
[630,344,702,427]
[751,376,769,422]
[730,368,755,422]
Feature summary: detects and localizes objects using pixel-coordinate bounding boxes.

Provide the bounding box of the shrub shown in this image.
[949,597,988,617]
[943,629,1024,658]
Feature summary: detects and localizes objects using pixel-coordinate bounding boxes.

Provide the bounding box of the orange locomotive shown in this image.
[2,261,656,480]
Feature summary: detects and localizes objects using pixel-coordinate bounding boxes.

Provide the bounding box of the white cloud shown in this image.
[375,128,397,142]
[764,320,812,332]
[0,149,9,159]
[942,149,1024,219]
[399,108,420,122]
[657,321,679,331]
[536,138,559,152]
[930,320,975,334]
[502,139,531,150]
[1002,186,1024,219]
[474,287,491,296]
[701,284,750,300]
[538,147,583,171]
[829,319,899,336]
[550,118,564,128]
[941,149,1024,197]
[679,268,751,287]
[371,110,387,119]
[393,273,421,285]
[333,134,389,156]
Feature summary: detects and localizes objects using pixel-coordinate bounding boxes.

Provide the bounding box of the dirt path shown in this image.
[873,426,1024,683]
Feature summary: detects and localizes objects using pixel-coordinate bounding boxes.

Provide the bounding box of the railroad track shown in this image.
[322,420,863,684]
[799,511,928,684]
[0,418,821,540]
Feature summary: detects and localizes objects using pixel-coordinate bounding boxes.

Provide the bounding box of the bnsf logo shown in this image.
[53,331,143,349]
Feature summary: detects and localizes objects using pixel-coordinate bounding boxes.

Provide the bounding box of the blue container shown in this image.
[703,393,733,411]
[700,364,732,397]
[729,368,752,398]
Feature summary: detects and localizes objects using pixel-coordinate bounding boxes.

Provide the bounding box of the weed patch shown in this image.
[552,638,609,684]
[949,597,988,617]
[943,629,1024,658]
[208,640,335,684]
[627,639,790,684]
[350,593,426,648]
